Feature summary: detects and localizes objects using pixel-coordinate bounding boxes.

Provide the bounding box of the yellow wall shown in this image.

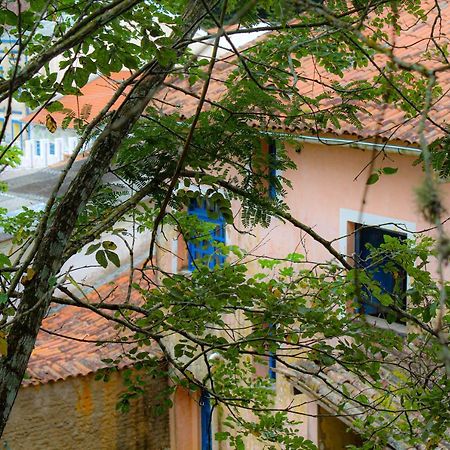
[2,370,170,450]
[318,406,363,450]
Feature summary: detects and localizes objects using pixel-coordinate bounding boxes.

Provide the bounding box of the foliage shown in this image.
[0,0,449,448]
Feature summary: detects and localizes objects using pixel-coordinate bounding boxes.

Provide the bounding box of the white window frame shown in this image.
[339,208,416,334]
[339,208,416,255]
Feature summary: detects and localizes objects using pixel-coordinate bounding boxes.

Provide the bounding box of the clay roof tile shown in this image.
[23,272,160,386]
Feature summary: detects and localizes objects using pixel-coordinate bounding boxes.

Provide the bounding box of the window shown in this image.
[49,142,55,155]
[35,140,41,156]
[355,225,407,320]
[12,120,21,139]
[200,390,212,450]
[187,199,225,271]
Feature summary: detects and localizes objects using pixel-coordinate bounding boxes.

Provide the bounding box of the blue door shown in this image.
[200,390,212,450]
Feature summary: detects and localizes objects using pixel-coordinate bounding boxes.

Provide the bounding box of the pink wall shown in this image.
[239,142,450,266]
[170,386,200,449]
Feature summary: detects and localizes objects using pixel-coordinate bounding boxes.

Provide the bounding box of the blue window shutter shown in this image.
[200,390,212,450]
[187,199,225,271]
[35,141,41,156]
[355,226,406,317]
[268,353,276,380]
[268,322,276,380]
[49,143,55,155]
[268,140,277,199]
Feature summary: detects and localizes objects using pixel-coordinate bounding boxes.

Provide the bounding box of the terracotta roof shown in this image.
[24,272,160,386]
[26,72,131,128]
[281,357,450,449]
[150,2,450,146]
[27,4,450,145]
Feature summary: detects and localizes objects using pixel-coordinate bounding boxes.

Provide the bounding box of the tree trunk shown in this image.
[0,0,210,435]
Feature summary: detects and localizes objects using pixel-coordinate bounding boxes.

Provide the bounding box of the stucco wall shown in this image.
[236,142,450,266]
[151,140,450,449]
[2,370,170,450]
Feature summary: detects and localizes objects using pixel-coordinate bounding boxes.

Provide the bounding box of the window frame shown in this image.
[354,224,407,320]
[339,209,415,333]
[187,198,226,271]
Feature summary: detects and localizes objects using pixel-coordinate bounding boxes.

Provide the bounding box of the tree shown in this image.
[0,0,449,448]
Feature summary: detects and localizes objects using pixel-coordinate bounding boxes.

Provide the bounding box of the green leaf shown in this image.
[382,167,398,175]
[0,253,11,268]
[73,68,90,88]
[46,101,64,113]
[215,431,230,442]
[48,275,57,288]
[235,436,245,450]
[366,173,379,185]
[156,48,177,66]
[86,243,101,255]
[105,250,120,268]
[61,115,74,130]
[1,10,18,26]
[95,250,108,268]
[103,241,117,251]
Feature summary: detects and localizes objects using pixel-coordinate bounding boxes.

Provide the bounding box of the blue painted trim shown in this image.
[268,322,276,380]
[268,140,277,199]
[0,38,20,44]
[268,353,276,380]
[200,391,212,450]
[187,199,226,271]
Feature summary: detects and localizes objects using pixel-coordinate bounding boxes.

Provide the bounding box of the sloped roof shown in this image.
[151,3,450,145]
[24,272,160,386]
[27,71,131,128]
[27,3,450,145]
[281,359,450,449]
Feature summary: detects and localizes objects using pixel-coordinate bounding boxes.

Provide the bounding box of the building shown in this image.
[146,6,450,448]
[1,272,171,450]
[1,22,266,169]
[0,36,31,151]
[1,3,449,449]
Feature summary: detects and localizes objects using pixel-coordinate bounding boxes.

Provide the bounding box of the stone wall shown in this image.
[2,369,170,450]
